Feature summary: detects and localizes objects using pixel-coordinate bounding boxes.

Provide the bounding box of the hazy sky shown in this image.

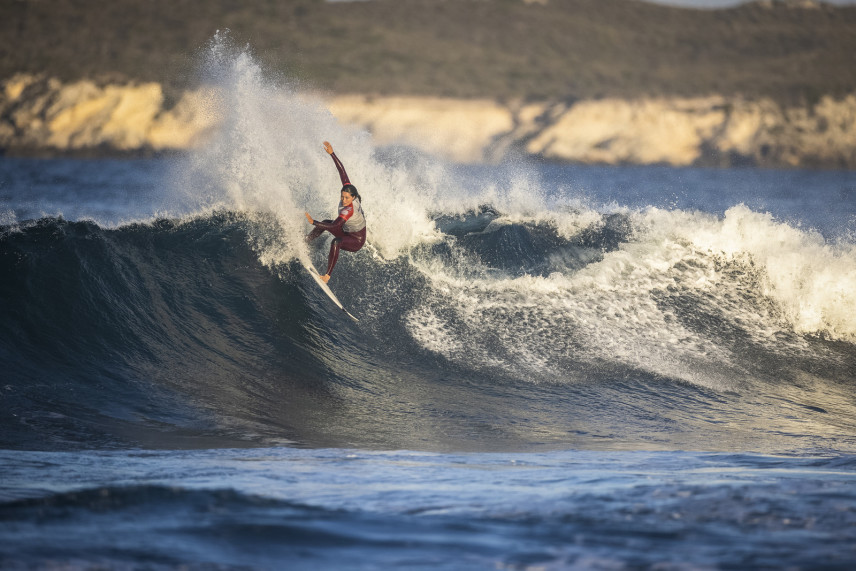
[645,0,856,6]
[325,0,856,4]
[325,0,856,3]
[323,0,856,6]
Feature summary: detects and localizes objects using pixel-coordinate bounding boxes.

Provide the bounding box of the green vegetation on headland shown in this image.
[2,0,855,105]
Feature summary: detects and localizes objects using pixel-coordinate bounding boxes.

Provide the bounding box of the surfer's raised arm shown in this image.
[324,141,351,186]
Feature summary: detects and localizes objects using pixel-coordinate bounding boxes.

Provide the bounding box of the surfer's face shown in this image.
[341,191,354,207]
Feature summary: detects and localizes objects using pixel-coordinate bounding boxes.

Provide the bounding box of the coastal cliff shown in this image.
[328,94,856,168]
[0,75,216,156]
[2,75,855,168]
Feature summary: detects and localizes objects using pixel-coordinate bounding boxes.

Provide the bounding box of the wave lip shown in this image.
[407,206,856,396]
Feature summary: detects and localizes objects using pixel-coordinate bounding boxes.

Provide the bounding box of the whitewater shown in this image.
[2,40,856,569]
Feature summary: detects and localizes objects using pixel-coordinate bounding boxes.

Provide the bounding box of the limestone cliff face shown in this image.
[2,75,855,169]
[327,96,515,164]
[0,75,216,154]
[329,94,856,169]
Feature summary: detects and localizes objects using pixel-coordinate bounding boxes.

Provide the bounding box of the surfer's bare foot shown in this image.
[320,274,330,283]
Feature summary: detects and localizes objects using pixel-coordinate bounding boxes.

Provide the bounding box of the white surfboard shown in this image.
[302,261,359,322]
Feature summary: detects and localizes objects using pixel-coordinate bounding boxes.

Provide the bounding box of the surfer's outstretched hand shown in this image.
[320,274,330,283]
[304,212,314,224]
[323,141,334,155]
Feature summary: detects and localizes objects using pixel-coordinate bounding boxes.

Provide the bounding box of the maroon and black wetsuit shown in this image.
[306,152,367,276]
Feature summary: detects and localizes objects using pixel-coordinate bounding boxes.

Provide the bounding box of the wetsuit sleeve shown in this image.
[312,203,353,230]
[330,152,351,186]
[312,217,346,231]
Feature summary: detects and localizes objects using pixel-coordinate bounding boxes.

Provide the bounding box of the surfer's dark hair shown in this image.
[342,184,361,202]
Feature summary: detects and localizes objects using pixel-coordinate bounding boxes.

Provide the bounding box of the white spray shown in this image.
[174,37,856,390]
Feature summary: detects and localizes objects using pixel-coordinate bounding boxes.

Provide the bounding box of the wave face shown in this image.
[2,36,856,454]
[3,206,855,453]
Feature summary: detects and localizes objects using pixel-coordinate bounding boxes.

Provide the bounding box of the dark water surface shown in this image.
[2,152,856,569]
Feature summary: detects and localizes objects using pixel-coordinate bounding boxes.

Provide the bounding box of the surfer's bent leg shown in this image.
[321,225,347,276]
[324,228,366,276]
[339,228,366,252]
[326,238,342,276]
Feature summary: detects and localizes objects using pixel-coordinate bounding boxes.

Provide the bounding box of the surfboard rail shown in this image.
[302,261,359,322]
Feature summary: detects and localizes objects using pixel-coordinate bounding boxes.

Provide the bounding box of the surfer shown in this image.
[304,141,367,283]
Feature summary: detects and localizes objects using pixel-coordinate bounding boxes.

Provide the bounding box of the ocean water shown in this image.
[2,43,856,569]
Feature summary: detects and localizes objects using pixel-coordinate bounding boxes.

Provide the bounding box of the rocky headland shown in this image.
[0,75,215,157]
[2,0,855,167]
[2,74,854,169]
[329,94,856,168]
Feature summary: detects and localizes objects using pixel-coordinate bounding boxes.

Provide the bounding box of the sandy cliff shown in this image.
[2,75,855,168]
[328,94,856,168]
[0,75,216,155]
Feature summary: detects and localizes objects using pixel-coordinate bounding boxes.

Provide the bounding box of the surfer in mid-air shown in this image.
[304,141,367,283]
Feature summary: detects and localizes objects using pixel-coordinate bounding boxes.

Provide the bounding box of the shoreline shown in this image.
[2,75,855,169]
